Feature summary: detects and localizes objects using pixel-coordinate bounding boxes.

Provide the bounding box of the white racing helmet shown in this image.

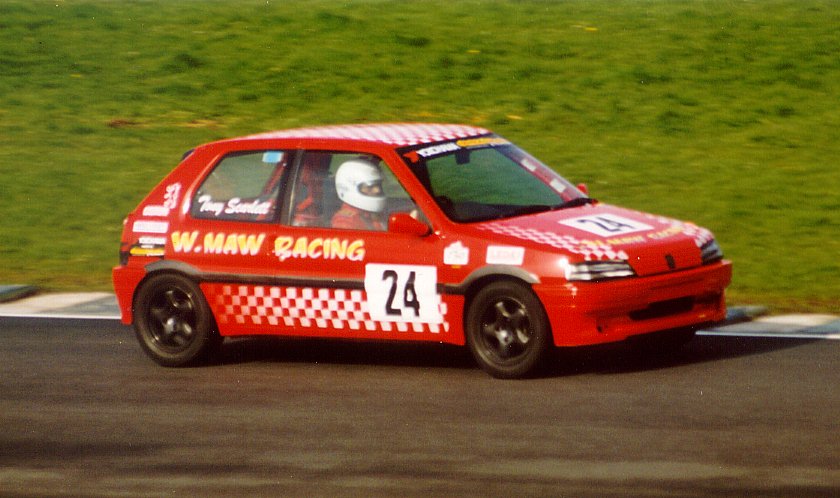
[335,159,386,213]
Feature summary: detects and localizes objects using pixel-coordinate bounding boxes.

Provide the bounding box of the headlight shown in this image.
[700,239,724,264]
[560,259,636,281]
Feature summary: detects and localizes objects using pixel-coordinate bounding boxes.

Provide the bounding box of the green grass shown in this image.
[1,0,839,313]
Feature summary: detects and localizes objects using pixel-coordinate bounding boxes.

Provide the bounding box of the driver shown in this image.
[331,159,387,230]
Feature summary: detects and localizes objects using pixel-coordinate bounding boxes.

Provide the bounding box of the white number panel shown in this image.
[558,214,653,237]
[364,264,443,324]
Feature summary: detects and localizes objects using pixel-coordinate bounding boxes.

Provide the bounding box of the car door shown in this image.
[258,150,453,341]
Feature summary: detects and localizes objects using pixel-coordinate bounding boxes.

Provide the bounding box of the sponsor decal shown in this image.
[403,142,461,163]
[132,220,169,234]
[196,195,272,217]
[129,235,168,258]
[486,245,525,265]
[274,236,365,262]
[604,226,684,245]
[130,246,165,257]
[171,231,266,256]
[455,137,510,148]
[142,205,170,217]
[605,235,646,246]
[646,225,683,240]
[559,214,653,237]
[364,264,442,324]
[403,137,510,163]
[443,241,470,266]
[163,183,182,210]
[139,236,166,246]
[416,142,461,158]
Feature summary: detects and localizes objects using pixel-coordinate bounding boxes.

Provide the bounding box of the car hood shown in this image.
[475,203,715,276]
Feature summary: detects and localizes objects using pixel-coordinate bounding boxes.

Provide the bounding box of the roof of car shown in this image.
[244,123,490,147]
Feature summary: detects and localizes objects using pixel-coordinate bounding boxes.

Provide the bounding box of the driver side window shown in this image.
[290,152,421,231]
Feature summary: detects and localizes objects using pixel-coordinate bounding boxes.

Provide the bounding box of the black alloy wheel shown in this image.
[466,280,551,379]
[133,273,221,367]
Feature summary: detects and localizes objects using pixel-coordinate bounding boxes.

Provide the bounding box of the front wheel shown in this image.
[465,281,552,379]
[133,273,221,367]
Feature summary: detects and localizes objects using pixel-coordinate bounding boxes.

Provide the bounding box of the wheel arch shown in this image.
[456,266,547,337]
[132,260,204,314]
[457,265,540,305]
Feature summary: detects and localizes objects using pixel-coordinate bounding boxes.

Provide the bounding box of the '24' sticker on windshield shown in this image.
[364,264,443,324]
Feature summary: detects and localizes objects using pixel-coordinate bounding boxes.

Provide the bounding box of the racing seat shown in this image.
[292,153,331,227]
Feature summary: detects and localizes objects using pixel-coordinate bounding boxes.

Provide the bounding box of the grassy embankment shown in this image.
[1,1,838,312]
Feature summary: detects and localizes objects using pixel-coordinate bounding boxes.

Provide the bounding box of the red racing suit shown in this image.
[331,204,385,231]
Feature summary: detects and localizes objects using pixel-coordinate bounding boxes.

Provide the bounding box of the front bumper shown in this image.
[534,260,732,347]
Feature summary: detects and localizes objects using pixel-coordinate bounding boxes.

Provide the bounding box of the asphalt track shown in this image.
[1,302,838,497]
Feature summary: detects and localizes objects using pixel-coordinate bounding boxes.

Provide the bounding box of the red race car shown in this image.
[113,123,731,378]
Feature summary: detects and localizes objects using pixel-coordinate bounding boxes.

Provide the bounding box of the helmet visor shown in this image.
[358,180,383,197]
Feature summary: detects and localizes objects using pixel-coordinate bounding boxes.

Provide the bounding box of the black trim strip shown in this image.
[196,271,466,295]
[196,272,367,290]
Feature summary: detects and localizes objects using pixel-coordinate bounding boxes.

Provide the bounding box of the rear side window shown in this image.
[191,151,288,222]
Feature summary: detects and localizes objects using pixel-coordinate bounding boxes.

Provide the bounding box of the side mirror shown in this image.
[388,212,430,237]
[576,183,589,196]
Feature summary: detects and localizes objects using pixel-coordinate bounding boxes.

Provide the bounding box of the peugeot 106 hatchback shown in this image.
[113,123,732,378]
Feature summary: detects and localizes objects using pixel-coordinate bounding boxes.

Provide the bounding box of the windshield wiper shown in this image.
[500,198,597,218]
[558,197,597,209]
[472,198,598,222]
[503,204,556,218]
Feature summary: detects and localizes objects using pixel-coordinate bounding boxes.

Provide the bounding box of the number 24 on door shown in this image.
[364,264,443,324]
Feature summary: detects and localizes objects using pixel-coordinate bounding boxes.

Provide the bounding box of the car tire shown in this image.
[133,273,221,367]
[466,280,551,379]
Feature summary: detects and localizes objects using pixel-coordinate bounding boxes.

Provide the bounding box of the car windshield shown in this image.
[401,135,590,223]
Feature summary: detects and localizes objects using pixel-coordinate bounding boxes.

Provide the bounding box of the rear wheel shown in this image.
[466,281,551,379]
[133,274,221,367]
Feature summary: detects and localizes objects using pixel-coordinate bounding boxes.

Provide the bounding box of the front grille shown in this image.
[629,297,694,321]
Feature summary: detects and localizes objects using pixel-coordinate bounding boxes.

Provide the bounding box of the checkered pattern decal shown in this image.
[247,123,489,147]
[481,212,716,261]
[206,283,451,334]
[480,223,630,261]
